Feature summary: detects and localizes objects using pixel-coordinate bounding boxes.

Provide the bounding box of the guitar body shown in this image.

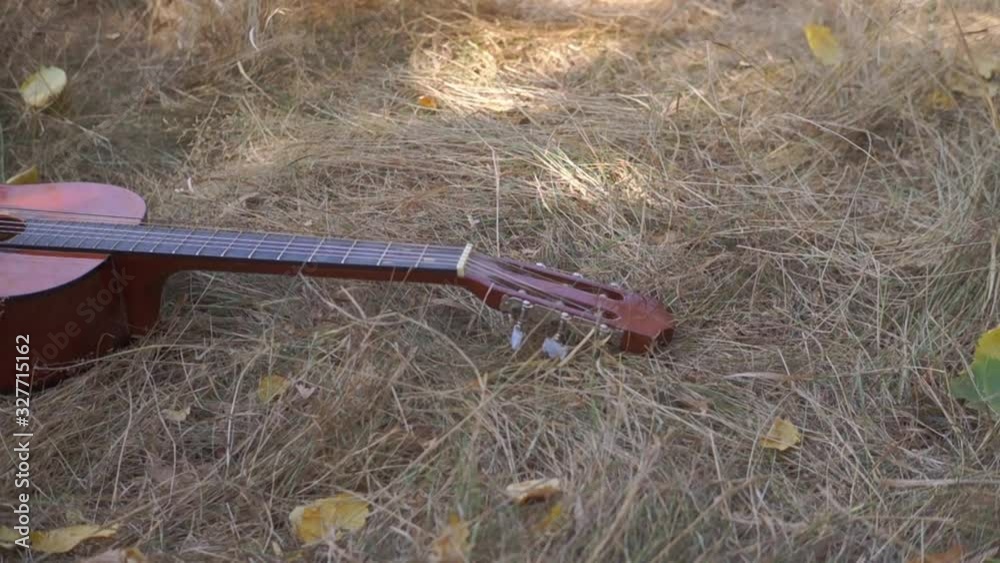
[1,182,153,392]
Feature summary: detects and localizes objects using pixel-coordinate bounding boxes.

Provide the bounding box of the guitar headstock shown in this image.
[459,252,674,358]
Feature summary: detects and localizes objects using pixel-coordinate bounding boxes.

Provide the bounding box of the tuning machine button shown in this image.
[542,312,571,359]
[510,300,532,351]
[542,337,567,359]
[511,324,525,351]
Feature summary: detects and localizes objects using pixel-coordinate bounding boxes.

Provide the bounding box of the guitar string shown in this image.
[0,226,610,325]
[0,217,611,305]
[0,218,603,290]
[0,221,465,262]
[0,206,465,260]
[0,212,621,340]
[0,216,464,258]
[0,222,599,311]
[0,212,614,319]
[0,219,570,282]
[0,208,613,296]
[0,204,405,233]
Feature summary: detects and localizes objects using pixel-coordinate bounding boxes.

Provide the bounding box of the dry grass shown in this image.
[2,0,1000,561]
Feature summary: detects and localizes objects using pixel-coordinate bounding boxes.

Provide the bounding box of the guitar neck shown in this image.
[6,219,471,279]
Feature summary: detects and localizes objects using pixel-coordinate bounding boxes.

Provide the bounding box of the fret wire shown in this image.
[16,222,46,246]
[376,242,392,267]
[66,223,92,248]
[148,227,172,254]
[195,228,220,256]
[305,236,324,264]
[340,240,359,264]
[128,226,150,251]
[247,234,267,260]
[107,225,129,251]
[276,235,296,262]
[220,231,241,257]
[89,221,116,250]
[48,221,77,247]
[415,244,430,269]
[171,229,195,254]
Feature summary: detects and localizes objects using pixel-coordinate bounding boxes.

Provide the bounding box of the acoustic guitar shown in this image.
[0,181,674,392]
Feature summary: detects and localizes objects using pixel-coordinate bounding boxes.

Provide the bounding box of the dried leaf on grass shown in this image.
[534,501,566,534]
[31,524,118,554]
[504,478,562,504]
[5,165,39,185]
[803,24,843,66]
[289,494,369,545]
[80,547,148,563]
[161,406,190,422]
[950,326,1000,418]
[258,375,291,403]
[760,417,801,451]
[19,66,67,109]
[926,89,958,111]
[905,544,964,563]
[429,514,470,563]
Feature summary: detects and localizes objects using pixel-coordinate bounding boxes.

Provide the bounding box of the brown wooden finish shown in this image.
[0,181,674,393]
[460,255,674,353]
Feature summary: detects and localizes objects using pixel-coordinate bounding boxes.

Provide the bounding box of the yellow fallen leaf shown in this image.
[5,165,40,185]
[80,547,148,563]
[161,406,190,422]
[31,524,118,554]
[504,478,562,504]
[417,95,439,109]
[760,417,801,451]
[803,24,844,67]
[974,325,1000,363]
[19,66,67,109]
[905,544,964,563]
[926,89,957,111]
[257,375,291,403]
[289,494,369,544]
[534,501,565,533]
[429,514,470,563]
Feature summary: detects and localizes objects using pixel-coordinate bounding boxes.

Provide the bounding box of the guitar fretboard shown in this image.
[4,219,464,273]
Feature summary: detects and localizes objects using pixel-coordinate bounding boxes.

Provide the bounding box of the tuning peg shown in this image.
[541,312,571,359]
[509,300,532,351]
[511,324,525,350]
[542,336,568,359]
